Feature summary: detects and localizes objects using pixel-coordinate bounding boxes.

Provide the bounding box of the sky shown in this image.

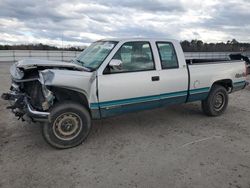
[0,0,250,46]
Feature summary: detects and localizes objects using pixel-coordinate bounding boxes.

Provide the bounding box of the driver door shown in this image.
[97,41,161,117]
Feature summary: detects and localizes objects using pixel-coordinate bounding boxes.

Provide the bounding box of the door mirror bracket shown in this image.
[109,59,122,68]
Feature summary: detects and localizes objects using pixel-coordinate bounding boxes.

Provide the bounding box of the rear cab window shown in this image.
[156,42,179,69]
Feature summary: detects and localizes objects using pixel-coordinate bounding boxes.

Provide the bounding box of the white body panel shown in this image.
[189,62,246,90]
[98,71,160,103]
[158,68,188,97]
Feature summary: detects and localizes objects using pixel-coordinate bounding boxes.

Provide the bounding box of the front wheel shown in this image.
[201,85,229,116]
[42,102,91,149]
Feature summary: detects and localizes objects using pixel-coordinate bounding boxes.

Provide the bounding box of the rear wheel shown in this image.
[202,85,228,116]
[42,102,91,149]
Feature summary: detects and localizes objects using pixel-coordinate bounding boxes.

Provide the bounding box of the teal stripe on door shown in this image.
[90,87,210,110]
[160,90,188,99]
[98,94,160,108]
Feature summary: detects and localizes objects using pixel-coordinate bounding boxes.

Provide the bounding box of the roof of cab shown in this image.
[98,38,179,43]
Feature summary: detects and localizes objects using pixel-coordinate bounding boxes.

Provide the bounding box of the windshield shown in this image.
[74,41,117,70]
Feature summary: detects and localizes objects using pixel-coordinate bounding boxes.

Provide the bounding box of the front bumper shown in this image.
[1,91,50,122]
[26,102,50,120]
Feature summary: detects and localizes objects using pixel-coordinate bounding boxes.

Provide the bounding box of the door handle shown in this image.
[151,76,160,81]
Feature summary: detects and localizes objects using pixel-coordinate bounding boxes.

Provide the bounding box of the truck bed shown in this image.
[187,60,246,102]
[186,53,250,65]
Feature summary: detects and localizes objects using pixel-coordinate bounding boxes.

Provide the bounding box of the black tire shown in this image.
[42,102,91,149]
[202,85,229,116]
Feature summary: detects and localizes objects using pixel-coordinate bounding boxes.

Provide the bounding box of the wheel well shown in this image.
[50,87,89,110]
[212,79,233,91]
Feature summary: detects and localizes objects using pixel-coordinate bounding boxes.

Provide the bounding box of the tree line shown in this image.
[1,39,250,52]
[181,39,250,52]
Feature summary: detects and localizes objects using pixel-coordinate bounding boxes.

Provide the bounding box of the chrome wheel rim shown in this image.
[213,92,225,111]
[52,112,82,141]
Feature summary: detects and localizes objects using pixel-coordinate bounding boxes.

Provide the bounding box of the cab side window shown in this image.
[156,42,178,69]
[109,41,155,73]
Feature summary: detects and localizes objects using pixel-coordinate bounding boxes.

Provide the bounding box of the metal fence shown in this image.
[0,50,81,62]
[0,50,250,62]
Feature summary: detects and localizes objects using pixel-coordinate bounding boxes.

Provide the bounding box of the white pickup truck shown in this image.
[2,38,248,149]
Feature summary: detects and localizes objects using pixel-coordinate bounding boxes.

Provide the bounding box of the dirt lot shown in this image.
[0,62,250,188]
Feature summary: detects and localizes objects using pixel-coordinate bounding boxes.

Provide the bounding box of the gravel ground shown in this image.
[0,62,250,188]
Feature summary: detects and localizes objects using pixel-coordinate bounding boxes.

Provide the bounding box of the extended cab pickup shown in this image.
[2,38,248,148]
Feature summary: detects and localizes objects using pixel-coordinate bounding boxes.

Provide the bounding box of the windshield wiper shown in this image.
[73,59,94,72]
[71,59,85,65]
[76,59,85,65]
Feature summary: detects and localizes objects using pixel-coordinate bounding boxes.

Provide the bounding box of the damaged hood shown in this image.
[16,59,86,71]
[10,59,89,80]
[10,59,96,98]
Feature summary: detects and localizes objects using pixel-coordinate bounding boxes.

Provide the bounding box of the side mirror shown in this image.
[109,59,122,68]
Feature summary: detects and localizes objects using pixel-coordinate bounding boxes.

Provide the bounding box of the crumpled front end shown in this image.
[2,60,95,122]
[1,63,56,122]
